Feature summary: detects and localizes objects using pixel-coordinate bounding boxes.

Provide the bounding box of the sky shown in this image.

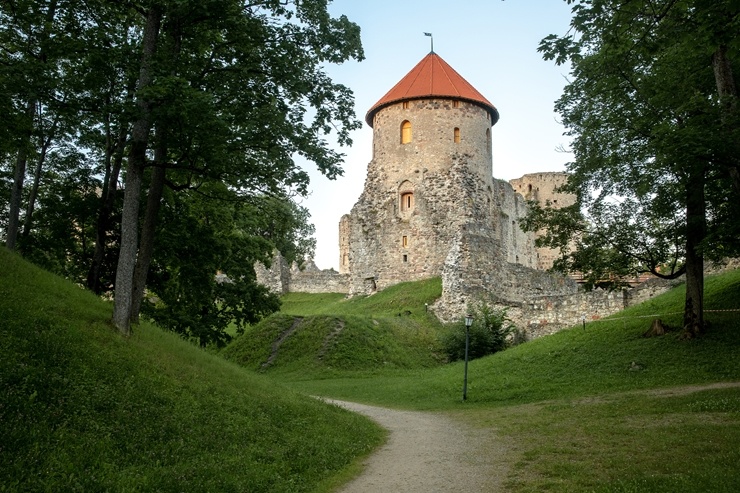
[297,0,575,270]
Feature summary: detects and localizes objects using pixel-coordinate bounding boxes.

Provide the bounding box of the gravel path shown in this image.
[325,399,508,493]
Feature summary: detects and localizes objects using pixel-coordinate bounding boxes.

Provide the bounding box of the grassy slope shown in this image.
[222,277,446,374]
[265,270,740,492]
[0,248,382,492]
[278,270,740,409]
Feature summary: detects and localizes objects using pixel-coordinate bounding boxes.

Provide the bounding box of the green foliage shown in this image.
[441,304,516,361]
[0,247,382,492]
[1,0,365,338]
[528,1,740,313]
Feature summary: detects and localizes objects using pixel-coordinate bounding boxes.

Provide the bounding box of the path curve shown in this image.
[325,399,508,493]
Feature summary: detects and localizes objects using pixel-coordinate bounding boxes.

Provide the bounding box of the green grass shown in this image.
[0,248,383,492]
[222,278,446,373]
[240,269,740,492]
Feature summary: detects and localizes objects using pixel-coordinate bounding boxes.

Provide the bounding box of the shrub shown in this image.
[441,304,515,361]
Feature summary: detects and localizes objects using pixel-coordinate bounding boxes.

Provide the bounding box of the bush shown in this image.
[441,304,516,361]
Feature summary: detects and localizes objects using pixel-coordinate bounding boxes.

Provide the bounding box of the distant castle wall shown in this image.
[509,172,575,270]
[255,252,349,295]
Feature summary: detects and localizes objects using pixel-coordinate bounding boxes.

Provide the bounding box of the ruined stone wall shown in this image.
[254,252,290,295]
[338,214,350,274]
[287,261,350,294]
[492,178,538,268]
[509,172,575,270]
[255,252,349,295]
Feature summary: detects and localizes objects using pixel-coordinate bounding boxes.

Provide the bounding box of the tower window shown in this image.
[453,100,460,108]
[401,192,414,212]
[402,101,409,109]
[403,254,408,263]
[401,120,412,144]
[454,127,460,144]
[402,235,408,248]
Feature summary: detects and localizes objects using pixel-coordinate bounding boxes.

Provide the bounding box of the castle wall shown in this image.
[255,252,350,295]
[509,172,575,270]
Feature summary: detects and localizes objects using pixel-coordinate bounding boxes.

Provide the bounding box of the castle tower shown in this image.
[340,52,506,294]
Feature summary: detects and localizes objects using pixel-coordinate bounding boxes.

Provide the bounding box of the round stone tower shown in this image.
[340,52,501,293]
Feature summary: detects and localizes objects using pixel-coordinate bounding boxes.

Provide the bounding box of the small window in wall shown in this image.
[454,127,460,144]
[401,192,414,212]
[402,235,408,248]
[453,100,460,108]
[403,254,408,263]
[401,120,412,144]
[486,128,491,147]
[402,101,409,109]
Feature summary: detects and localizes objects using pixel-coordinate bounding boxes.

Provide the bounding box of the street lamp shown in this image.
[462,314,473,401]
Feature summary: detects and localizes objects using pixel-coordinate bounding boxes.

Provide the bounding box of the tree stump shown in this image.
[643,318,666,337]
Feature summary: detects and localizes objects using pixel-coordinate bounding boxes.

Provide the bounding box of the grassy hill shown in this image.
[221,277,446,373]
[226,269,740,492]
[0,248,383,492]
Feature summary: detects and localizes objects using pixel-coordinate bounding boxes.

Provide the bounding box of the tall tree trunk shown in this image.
[712,45,740,194]
[87,120,128,293]
[130,135,167,324]
[682,164,706,338]
[129,21,181,324]
[7,0,58,250]
[6,99,36,251]
[112,7,162,334]
[21,119,57,241]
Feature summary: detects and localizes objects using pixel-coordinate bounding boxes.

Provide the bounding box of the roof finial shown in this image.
[424,32,433,53]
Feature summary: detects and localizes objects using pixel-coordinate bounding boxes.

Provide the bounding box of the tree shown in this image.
[111,0,363,334]
[532,0,740,337]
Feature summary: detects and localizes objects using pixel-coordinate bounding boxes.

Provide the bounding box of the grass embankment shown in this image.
[230,269,740,492]
[0,248,383,492]
[221,277,446,374]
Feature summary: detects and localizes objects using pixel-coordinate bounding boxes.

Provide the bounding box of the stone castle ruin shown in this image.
[256,52,675,338]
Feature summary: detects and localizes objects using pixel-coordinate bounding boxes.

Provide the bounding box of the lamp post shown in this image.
[462,314,473,401]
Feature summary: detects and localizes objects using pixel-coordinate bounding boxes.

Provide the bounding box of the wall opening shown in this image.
[401,192,414,212]
[453,100,460,108]
[402,101,409,109]
[402,235,408,248]
[403,254,408,263]
[401,120,412,144]
[454,127,460,144]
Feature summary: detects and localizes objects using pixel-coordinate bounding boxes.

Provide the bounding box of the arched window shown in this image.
[401,120,412,144]
[454,127,460,144]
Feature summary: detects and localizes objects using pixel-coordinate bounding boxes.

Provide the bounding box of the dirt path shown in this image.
[325,399,508,493]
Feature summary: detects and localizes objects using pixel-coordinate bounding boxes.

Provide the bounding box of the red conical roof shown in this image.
[365,52,499,127]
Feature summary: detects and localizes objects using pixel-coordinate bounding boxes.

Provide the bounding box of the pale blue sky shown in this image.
[300,0,574,270]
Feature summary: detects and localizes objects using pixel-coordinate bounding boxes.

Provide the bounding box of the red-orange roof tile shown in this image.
[365,52,499,127]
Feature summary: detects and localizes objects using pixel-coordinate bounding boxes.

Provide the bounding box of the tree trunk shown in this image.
[129,22,181,324]
[112,7,162,334]
[712,45,740,194]
[21,120,56,241]
[682,164,706,338]
[130,140,166,324]
[6,99,36,251]
[87,119,128,293]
